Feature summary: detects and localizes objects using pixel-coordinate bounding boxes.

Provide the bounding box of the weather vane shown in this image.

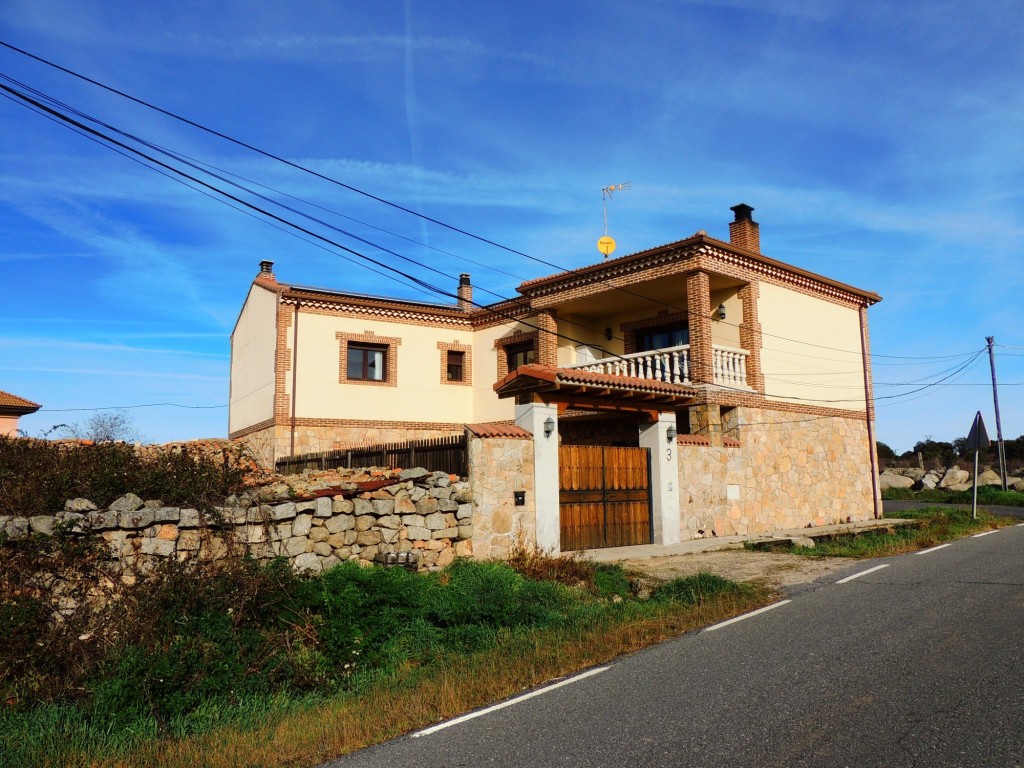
[598,182,630,259]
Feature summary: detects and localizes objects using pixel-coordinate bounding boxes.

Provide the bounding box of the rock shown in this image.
[292,514,313,537]
[139,538,176,556]
[109,493,145,513]
[293,553,323,572]
[56,511,87,533]
[29,516,55,535]
[89,510,120,529]
[372,499,396,515]
[457,525,473,540]
[179,509,202,528]
[405,526,431,541]
[315,497,333,517]
[332,497,355,514]
[919,472,940,490]
[326,515,355,534]
[878,471,914,490]
[65,498,97,512]
[977,469,1003,486]
[376,515,402,529]
[270,502,297,521]
[940,468,970,488]
[398,467,430,481]
[456,504,473,520]
[151,507,180,523]
[119,508,155,529]
[424,512,447,530]
[791,536,815,549]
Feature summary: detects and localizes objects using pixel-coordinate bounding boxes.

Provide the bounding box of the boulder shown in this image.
[65,498,97,512]
[109,493,145,513]
[977,469,1003,486]
[878,471,914,490]
[939,468,970,488]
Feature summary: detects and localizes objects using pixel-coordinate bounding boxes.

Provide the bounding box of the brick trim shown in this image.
[336,331,402,387]
[494,330,539,380]
[738,281,765,392]
[229,417,277,440]
[437,341,473,386]
[686,271,713,385]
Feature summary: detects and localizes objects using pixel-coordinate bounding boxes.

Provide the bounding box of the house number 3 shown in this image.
[666,448,672,461]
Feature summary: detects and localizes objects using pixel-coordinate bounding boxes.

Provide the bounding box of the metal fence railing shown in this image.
[275,434,467,477]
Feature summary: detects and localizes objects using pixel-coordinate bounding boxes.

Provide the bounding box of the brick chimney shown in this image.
[255,260,277,287]
[458,273,473,311]
[728,204,760,253]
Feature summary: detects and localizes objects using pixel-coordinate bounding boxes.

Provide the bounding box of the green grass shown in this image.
[0,553,768,768]
[751,506,1014,559]
[882,485,1024,506]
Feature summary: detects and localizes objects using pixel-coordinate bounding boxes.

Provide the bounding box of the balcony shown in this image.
[567,344,750,389]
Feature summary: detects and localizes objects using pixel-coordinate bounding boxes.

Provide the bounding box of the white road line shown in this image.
[411,666,610,737]
[1017,523,1024,527]
[916,542,953,555]
[704,600,792,632]
[835,564,890,584]
[972,529,1000,538]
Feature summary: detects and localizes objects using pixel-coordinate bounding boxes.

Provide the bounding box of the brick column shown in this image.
[738,281,764,392]
[686,271,713,385]
[536,310,559,367]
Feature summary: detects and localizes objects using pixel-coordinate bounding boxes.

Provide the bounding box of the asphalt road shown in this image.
[322,523,1024,768]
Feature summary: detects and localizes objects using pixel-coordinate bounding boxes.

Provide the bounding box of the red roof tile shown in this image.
[0,390,41,411]
[465,422,532,439]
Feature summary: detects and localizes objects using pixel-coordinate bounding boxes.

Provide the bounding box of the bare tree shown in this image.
[59,410,145,443]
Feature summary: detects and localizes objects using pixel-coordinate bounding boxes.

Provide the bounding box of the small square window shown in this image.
[506,341,535,371]
[348,343,387,381]
[446,350,465,382]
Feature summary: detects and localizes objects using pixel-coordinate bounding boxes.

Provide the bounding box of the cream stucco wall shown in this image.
[291,312,475,424]
[757,282,866,409]
[0,415,20,437]
[229,285,278,434]
[470,321,528,423]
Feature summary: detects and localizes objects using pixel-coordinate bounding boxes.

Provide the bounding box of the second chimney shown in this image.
[458,273,473,311]
[728,203,760,252]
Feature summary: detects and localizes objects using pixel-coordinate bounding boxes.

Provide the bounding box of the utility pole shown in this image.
[986,336,1008,491]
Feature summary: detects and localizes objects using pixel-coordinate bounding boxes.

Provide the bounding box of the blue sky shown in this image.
[1,0,1022,453]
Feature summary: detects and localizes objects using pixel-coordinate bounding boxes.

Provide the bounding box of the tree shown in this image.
[876,441,896,461]
[59,410,145,443]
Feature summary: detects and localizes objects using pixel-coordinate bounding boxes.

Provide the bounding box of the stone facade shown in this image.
[0,468,474,573]
[678,407,875,538]
[467,434,535,560]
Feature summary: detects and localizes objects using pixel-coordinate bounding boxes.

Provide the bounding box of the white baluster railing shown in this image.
[568,344,749,388]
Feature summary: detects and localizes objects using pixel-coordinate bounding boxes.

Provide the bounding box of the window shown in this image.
[636,323,688,352]
[446,350,465,382]
[348,343,387,381]
[506,341,535,371]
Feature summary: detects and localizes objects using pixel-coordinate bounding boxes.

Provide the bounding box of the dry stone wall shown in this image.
[0,467,473,573]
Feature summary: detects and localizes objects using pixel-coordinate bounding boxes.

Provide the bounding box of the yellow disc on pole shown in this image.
[597,235,616,256]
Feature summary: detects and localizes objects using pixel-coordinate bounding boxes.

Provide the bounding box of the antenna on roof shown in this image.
[598,182,630,259]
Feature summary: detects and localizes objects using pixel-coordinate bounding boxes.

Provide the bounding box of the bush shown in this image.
[0,437,251,516]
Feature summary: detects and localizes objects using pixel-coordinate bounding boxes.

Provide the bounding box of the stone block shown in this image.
[29,516,56,536]
[437,499,458,512]
[456,504,473,520]
[55,511,87,532]
[89,510,120,530]
[316,497,333,517]
[334,546,353,560]
[432,528,458,540]
[177,530,202,551]
[293,514,313,537]
[403,528,428,544]
[353,498,375,516]
[399,467,430,481]
[295,500,317,513]
[457,525,473,540]
[270,502,296,521]
[424,512,447,530]
[354,515,375,532]
[312,541,333,556]
[179,509,202,528]
[372,499,396,515]
[360,545,379,562]
[344,530,358,546]
[150,507,180,523]
[356,530,382,546]
[326,532,347,548]
[451,484,473,503]
[241,525,266,543]
[409,486,427,502]
[376,515,401,529]
[109,493,144,513]
[332,497,355,514]
[65,498,98,512]
[436,548,455,568]
[293,553,323,572]
[139,538,176,557]
[401,514,426,527]
[454,540,473,557]
[320,554,341,570]
[119,509,155,529]
[380,527,399,544]
[283,536,307,556]
[326,515,356,534]
[156,524,179,541]
[309,527,329,543]
[394,496,416,515]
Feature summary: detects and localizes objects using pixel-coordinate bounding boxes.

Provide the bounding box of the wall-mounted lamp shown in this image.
[666,424,677,443]
[543,416,555,438]
[716,303,727,320]
[604,326,613,341]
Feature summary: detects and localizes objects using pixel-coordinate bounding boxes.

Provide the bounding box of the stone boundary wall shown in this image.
[0,468,473,573]
[466,433,534,560]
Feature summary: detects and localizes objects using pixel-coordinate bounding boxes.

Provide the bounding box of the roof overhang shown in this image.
[493,364,698,418]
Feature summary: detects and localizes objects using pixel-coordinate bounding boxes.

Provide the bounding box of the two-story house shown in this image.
[230,204,881,549]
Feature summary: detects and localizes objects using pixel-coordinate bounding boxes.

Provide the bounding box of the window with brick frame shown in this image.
[495,331,539,380]
[337,331,400,387]
[437,341,472,386]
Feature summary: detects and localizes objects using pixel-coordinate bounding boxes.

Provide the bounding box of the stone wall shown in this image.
[467,434,535,560]
[0,467,474,573]
[678,407,876,538]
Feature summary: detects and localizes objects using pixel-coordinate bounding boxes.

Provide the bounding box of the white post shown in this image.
[515,401,561,554]
[639,413,681,545]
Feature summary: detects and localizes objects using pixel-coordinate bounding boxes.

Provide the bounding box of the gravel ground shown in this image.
[615,548,856,591]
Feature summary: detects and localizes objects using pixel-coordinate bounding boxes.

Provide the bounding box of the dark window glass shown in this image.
[506,341,535,371]
[447,350,465,381]
[348,343,387,381]
[636,324,689,352]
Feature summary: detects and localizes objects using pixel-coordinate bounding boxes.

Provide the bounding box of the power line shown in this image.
[39,403,227,412]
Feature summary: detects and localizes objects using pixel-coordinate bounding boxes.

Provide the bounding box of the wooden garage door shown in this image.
[559,445,651,551]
